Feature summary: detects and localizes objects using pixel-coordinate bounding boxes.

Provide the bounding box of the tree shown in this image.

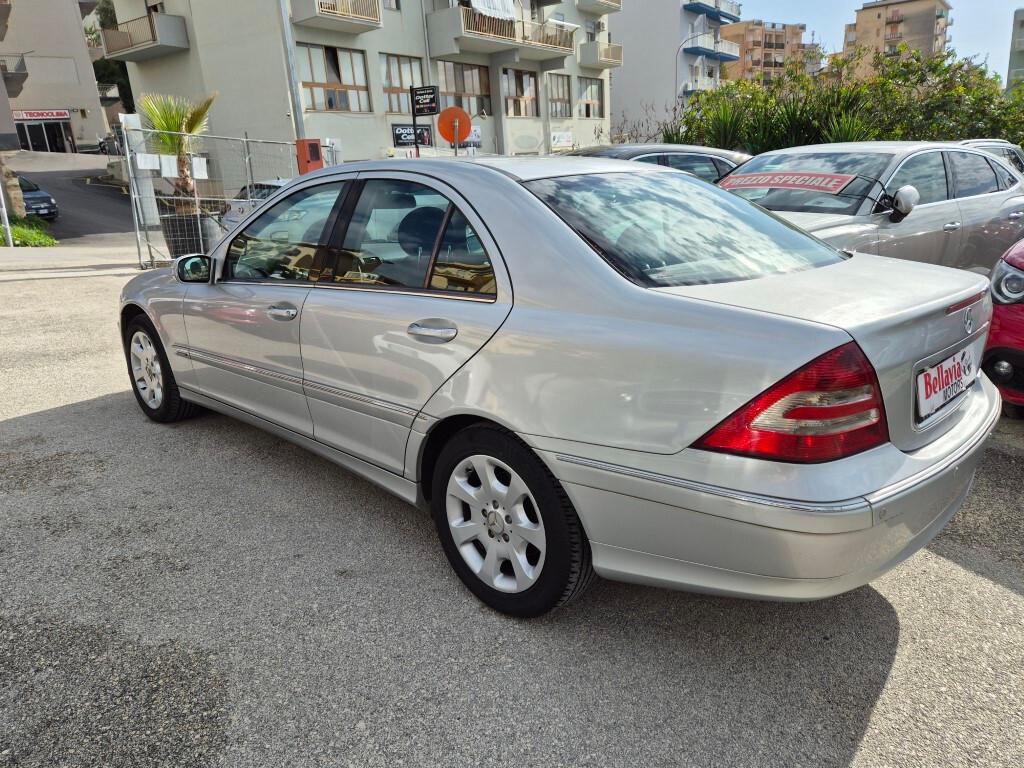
[96,0,117,30]
[137,93,218,203]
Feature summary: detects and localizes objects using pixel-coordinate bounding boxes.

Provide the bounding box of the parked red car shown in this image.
[985,241,1024,417]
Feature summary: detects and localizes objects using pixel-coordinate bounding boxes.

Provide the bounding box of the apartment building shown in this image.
[0,0,109,152]
[841,0,952,78]
[611,0,740,129]
[1008,8,1024,91]
[102,0,622,159]
[720,20,818,84]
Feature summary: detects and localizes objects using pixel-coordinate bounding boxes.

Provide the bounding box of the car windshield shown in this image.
[720,152,894,215]
[525,171,845,287]
[18,176,39,193]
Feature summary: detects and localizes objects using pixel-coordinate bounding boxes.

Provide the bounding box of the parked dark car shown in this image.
[566,144,751,183]
[18,175,58,220]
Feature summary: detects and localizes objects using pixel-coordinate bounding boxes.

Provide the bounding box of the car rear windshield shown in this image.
[720,152,894,215]
[524,171,844,287]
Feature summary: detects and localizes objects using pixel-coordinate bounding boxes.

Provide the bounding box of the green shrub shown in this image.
[8,215,58,247]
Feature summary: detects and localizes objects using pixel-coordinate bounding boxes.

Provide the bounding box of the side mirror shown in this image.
[176,254,211,283]
[890,185,920,222]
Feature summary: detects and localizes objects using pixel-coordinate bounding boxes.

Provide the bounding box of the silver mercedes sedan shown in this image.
[720,141,1024,275]
[119,157,1001,617]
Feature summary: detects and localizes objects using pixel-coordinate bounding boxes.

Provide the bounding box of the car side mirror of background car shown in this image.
[890,185,920,222]
[176,254,211,283]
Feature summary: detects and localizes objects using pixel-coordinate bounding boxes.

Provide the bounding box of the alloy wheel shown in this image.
[445,454,546,593]
[129,330,164,410]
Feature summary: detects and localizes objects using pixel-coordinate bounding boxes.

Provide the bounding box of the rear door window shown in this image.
[887,151,949,205]
[664,154,721,182]
[429,208,495,295]
[948,151,999,198]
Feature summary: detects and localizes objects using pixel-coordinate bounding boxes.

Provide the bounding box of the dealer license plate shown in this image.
[916,347,976,420]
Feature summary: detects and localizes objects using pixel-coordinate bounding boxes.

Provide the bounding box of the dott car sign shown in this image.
[411,86,439,117]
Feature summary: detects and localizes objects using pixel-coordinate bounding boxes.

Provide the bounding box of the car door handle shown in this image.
[943,222,962,232]
[267,305,298,321]
[408,321,458,342]
[1009,211,1024,220]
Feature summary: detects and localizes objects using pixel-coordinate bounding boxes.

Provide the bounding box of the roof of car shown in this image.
[759,141,957,156]
[567,143,751,163]
[303,155,666,184]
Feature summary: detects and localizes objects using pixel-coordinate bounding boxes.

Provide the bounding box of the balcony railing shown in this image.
[100,12,189,60]
[0,53,28,97]
[681,75,718,93]
[579,39,622,68]
[97,82,120,103]
[885,31,903,41]
[315,0,380,24]
[886,11,904,23]
[460,7,575,51]
[102,13,157,54]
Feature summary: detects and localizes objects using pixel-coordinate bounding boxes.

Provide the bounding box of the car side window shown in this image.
[887,152,948,206]
[990,156,1019,190]
[948,151,999,198]
[634,155,663,165]
[1009,148,1024,174]
[429,208,496,296]
[331,180,449,288]
[664,154,720,182]
[712,158,734,178]
[225,182,346,282]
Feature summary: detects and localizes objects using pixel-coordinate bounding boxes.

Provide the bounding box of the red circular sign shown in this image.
[438,107,472,144]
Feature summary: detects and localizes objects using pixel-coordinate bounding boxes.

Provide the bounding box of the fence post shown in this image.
[243,132,256,202]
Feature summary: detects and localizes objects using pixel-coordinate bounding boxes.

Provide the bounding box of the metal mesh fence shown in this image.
[122,127,327,268]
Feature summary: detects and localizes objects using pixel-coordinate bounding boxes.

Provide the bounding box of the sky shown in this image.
[737,0,1018,83]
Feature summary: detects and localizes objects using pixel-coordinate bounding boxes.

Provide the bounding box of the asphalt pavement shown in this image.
[0,248,1022,768]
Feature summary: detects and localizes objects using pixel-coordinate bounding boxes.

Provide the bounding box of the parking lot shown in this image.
[0,246,1022,768]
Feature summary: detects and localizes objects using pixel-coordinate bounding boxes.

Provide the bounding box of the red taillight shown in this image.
[694,342,890,463]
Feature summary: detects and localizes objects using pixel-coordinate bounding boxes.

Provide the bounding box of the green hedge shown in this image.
[644,46,1024,153]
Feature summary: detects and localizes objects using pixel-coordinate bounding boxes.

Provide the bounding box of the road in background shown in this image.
[4,151,135,248]
[0,248,1022,768]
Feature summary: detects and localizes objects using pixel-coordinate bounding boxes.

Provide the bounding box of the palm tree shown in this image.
[137,92,217,256]
[138,92,217,199]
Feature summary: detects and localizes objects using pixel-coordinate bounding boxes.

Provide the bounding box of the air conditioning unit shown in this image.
[596,21,606,33]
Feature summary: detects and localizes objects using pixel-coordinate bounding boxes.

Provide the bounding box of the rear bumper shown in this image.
[541,377,1001,600]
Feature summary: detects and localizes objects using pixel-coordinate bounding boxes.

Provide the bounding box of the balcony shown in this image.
[885,31,903,41]
[0,53,27,97]
[577,0,622,14]
[79,0,98,18]
[101,12,190,61]
[885,10,904,23]
[1014,37,1024,52]
[0,0,10,42]
[682,33,740,61]
[578,40,622,69]
[427,6,576,62]
[291,0,382,33]
[681,75,718,93]
[681,0,741,24]
[97,82,120,106]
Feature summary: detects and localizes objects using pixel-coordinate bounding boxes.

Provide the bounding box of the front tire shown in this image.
[431,425,594,617]
[123,315,200,423]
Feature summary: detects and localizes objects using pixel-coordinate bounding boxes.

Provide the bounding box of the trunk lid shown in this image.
[657,253,992,452]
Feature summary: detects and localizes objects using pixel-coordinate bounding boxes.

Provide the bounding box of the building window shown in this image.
[578,76,604,118]
[585,20,597,42]
[297,44,370,113]
[383,0,400,8]
[549,74,571,118]
[381,53,423,113]
[503,68,537,117]
[437,60,492,116]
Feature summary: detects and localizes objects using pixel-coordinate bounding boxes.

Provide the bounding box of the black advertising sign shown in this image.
[412,86,440,117]
[392,124,434,148]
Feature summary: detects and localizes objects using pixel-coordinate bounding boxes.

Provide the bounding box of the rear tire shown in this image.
[431,424,595,617]
[123,315,201,423]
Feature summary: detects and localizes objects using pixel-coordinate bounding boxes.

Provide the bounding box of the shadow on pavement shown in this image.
[0,392,901,768]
